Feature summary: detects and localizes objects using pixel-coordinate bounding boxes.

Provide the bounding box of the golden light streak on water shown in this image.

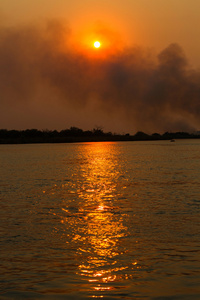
[60,142,130,296]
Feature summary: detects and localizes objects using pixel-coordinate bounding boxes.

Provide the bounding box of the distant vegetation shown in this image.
[0,127,200,144]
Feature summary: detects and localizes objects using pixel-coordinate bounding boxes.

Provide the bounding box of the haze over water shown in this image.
[0,140,200,299]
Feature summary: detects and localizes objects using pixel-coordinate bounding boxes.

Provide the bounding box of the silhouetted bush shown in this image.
[134,131,150,140]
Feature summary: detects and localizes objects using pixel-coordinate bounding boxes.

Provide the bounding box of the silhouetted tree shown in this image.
[134,131,150,140]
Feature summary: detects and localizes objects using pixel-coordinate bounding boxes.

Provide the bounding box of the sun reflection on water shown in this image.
[60,142,134,295]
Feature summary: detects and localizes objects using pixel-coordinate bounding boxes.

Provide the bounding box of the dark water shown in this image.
[0,140,200,299]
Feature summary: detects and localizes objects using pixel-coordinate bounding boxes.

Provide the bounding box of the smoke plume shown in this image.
[0,20,200,133]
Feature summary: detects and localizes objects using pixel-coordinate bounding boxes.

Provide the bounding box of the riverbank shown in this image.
[0,128,199,144]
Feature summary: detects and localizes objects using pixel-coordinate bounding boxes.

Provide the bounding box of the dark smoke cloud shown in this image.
[0,20,200,133]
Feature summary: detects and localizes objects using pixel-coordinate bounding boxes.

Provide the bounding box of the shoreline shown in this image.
[1,134,200,145]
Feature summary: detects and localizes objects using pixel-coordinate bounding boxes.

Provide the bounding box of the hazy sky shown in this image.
[1,1,200,133]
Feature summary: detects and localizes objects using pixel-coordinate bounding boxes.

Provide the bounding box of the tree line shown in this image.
[0,127,199,144]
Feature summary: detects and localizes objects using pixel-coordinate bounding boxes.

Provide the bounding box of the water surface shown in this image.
[0,140,200,299]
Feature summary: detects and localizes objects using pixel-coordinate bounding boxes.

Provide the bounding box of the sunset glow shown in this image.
[1,1,200,299]
[94,41,101,48]
[1,0,200,133]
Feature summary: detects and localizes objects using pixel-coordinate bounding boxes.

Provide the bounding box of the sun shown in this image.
[94,41,101,48]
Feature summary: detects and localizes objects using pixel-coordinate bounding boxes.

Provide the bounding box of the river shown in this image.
[0,140,200,299]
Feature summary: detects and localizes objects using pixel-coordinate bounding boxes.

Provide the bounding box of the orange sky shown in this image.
[1,1,200,133]
[1,0,200,67]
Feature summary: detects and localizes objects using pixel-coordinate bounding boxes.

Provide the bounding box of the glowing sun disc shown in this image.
[94,41,101,48]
